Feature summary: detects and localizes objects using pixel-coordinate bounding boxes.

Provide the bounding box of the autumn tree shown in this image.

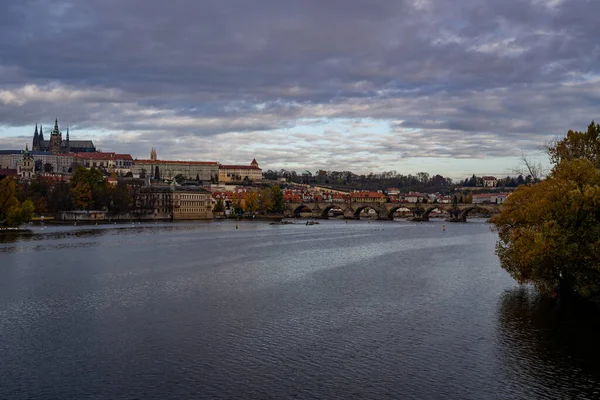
[70,182,93,210]
[0,178,34,226]
[244,192,258,213]
[492,121,600,298]
[259,188,274,213]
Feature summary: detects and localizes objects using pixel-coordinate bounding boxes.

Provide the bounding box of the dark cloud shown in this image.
[0,0,598,174]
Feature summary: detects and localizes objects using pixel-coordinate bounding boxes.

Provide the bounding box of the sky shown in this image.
[0,0,598,179]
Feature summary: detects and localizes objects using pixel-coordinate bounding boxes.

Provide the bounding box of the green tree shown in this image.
[70,167,108,210]
[0,177,20,224]
[232,200,244,214]
[43,163,54,173]
[6,200,34,226]
[214,199,225,213]
[174,174,186,184]
[271,185,284,212]
[110,182,133,213]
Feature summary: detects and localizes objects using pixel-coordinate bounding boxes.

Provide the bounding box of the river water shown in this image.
[1,219,600,399]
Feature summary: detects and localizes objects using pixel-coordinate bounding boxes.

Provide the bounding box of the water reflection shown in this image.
[497,288,600,399]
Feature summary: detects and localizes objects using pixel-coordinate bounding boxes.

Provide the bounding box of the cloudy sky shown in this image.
[0,0,597,178]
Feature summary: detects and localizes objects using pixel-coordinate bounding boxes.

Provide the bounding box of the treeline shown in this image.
[460,174,532,187]
[15,167,142,215]
[263,169,454,191]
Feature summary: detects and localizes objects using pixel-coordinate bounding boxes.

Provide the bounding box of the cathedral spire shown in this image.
[33,124,39,149]
[39,125,44,141]
[53,118,59,134]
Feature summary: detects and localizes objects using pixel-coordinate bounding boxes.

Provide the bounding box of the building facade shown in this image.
[32,120,96,154]
[74,152,134,174]
[16,146,34,180]
[218,159,262,183]
[132,149,218,182]
[0,150,74,174]
[139,184,213,220]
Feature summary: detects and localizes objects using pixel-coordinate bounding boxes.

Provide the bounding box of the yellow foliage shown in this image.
[491,159,600,297]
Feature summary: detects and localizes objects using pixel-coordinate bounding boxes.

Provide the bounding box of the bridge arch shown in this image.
[293,204,313,217]
[386,205,412,220]
[459,206,492,221]
[320,204,347,218]
[353,205,381,219]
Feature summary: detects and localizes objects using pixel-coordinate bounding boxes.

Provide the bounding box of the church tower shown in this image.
[65,127,70,153]
[50,118,62,154]
[33,124,39,151]
[39,125,44,142]
[18,144,34,180]
[251,158,259,168]
[150,148,157,161]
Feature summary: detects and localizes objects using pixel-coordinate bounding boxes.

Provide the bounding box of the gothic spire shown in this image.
[39,125,44,141]
[53,118,59,134]
[66,127,70,141]
[33,124,39,147]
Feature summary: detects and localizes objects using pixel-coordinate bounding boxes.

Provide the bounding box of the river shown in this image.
[1,219,600,399]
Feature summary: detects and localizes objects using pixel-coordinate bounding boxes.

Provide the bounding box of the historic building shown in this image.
[32,119,96,154]
[16,145,35,180]
[218,159,263,183]
[0,150,74,175]
[74,152,134,174]
[131,148,219,182]
[138,184,213,220]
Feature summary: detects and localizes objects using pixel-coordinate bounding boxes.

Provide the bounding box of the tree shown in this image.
[548,121,600,167]
[110,182,133,213]
[259,188,274,213]
[6,200,34,227]
[271,185,284,212]
[232,200,244,214]
[492,122,600,299]
[174,174,185,184]
[244,192,258,213]
[154,166,160,180]
[70,167,109,210]
[70,182,93,210]
[43,163,54,173]
[514,154,544,183]
[214,199,225,213]
[0,177,19,224]
[492,159,600,298]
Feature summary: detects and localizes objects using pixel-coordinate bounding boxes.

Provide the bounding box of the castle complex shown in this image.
[32,119,96,154]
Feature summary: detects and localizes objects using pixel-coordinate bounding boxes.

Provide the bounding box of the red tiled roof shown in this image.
[136,159,218,165]
[219,165,261,170]
[350,191,385,198]
[0,168,17,177]
[74,152,133,161]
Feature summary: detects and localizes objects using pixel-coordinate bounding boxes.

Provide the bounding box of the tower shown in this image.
[50,118,62,154]
[251,158,258,168]
[33,124,39,151]
[39,125,44,142]
[150,148,157,161]
[65,127,70,153]
[18,144,34,180]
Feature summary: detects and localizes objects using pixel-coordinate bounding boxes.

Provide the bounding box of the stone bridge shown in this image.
[284,202,500,222]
